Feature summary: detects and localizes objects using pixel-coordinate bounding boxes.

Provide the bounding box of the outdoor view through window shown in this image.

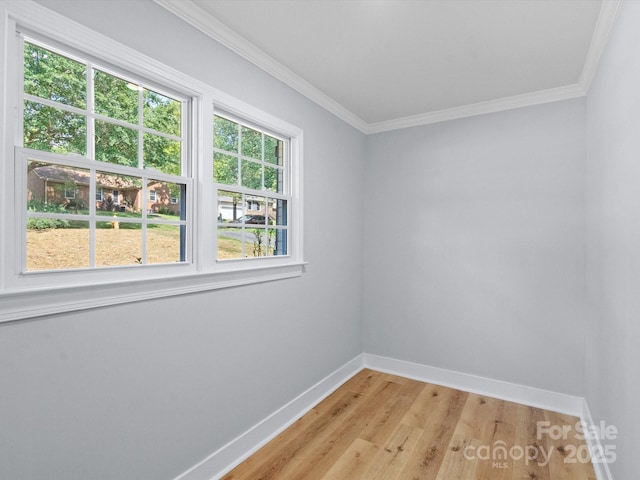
[214,114,289,260]
[22,40,189,271]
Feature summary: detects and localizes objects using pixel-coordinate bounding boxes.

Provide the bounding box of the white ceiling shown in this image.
[156,0,620,133]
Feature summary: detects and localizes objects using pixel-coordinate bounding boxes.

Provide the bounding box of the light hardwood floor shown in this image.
[222,369,595,480]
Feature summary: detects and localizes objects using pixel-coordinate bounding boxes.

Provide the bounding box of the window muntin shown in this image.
[21,38,190,272]
[214,114,289,260]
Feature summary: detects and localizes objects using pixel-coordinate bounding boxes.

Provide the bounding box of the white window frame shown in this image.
[0,1,304,323]
[213,110,291,261]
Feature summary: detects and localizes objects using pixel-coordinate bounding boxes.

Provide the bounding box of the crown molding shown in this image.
[153,0,369,134]
[579,0,622,93]
[156,0,621,136]
[365,84,586,134]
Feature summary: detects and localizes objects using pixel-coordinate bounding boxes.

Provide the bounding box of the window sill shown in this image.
[0,262,306,323]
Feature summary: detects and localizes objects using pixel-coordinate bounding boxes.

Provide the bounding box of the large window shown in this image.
[0,2,303,322]
[21,39,190,271]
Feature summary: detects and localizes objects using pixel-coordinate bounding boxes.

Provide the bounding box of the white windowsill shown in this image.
[0,262,306,323]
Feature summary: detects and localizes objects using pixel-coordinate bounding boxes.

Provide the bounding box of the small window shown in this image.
[63,185,76,199]
[214,113,289,259]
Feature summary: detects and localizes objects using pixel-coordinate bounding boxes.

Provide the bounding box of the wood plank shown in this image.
[221,385,368,480]
[360,423,424,480]
[470,396,518,480]
[279,377,407,479]
[434,393,495,480]
[398,384,469,479]
[512,404,552,480]
[358,379,427,445]
[544,410,597,480]
[320,438,380,480]
[311,368,382,416]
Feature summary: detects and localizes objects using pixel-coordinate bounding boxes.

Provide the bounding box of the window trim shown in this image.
[0,0,305,323]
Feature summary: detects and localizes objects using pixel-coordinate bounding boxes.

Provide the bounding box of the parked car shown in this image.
[231,215,274,225]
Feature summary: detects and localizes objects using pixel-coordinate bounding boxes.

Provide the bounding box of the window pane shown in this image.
[241,126,261,160]
[214,153,238,185]
[95,120,138,167]
[96,171,142,217]
[217,226,244,259]
[143,133,181,175]
[148,224,183,264]
[27,161,90,214]
[264,165,282,193]
[214,115,239,153]
[244,196,266,225]
[24,43,86,109]
[264,135,283,165]
[96,220,142,267]
[147,179,184,217]
[27,221,90,271]
[248,228,268,257]
[94,70,138,124]
[144,89,181,136]
[217,189,243,222]
[269,228,287,256]
[269,198,288,226]
[24,101,86,155]
[241,160,261,190]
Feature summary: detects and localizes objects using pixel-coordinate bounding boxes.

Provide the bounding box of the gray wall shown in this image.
[363,99,587,396]
[585,1,640,478]
[3,1,637,479]
[0,1,365,479]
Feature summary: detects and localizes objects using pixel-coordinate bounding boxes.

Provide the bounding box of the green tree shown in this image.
[23,42,182,176]
[214,116,241,219]
[213,116,282,220]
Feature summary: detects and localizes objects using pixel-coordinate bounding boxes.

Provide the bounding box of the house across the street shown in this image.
[27,164,181,215]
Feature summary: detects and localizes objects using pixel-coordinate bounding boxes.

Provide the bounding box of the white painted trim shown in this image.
[365,84,586,134]
[580,0,623,93]
[0,1,11,294]
[154,0,621,135]
[363,353,584,416]
[153,0,369,134]
[0,262,306,323]
[174,354,365,480]
[581,399,615,480]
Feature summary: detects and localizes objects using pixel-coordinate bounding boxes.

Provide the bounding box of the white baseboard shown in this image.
[362,353,584,416]
[174,352,598,480]
[581,399,614,480]
[173,354,365,480]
